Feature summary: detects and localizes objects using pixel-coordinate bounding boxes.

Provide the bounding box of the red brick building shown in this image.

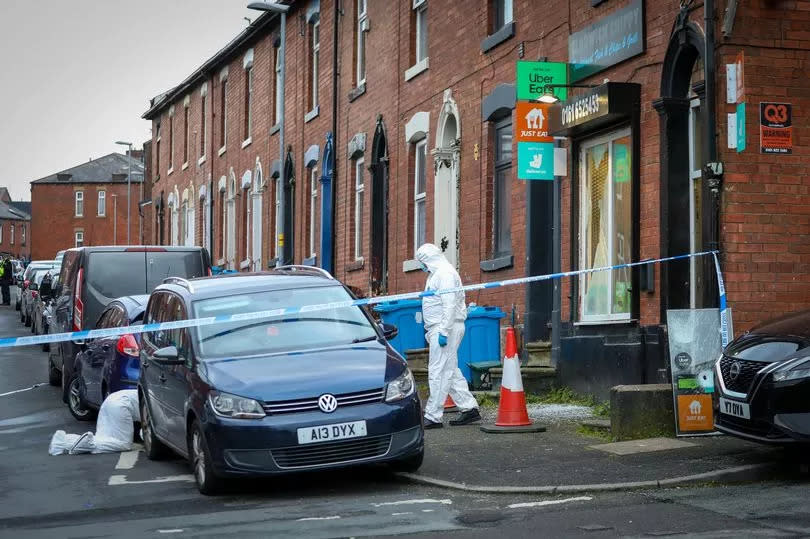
[30,153,145,259]
[0,188,31,261]
[143,0,810,396]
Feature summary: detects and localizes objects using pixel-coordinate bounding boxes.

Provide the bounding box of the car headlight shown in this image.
[385,369,415,402]
[772,359,810,383]
[208,391,265,419]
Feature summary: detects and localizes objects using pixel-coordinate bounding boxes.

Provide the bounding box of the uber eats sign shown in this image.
[516,61,568,101]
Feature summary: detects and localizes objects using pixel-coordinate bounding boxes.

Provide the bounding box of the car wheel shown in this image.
[140,397,168,460]
[48,359,60,386]
[189,420,224,496]
[389,448,424,473]
[67,374,95,422]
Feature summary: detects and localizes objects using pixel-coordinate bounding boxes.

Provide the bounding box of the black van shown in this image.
[50,246,211,402]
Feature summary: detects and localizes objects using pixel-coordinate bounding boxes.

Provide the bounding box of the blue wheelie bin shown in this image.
[373,299,426,356]
[458,306,506,383]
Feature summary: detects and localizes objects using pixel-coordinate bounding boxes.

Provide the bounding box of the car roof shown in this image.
[156,272,340,301]
[67,245,205,253]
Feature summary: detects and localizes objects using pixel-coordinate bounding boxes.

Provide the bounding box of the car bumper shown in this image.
[714,367,810,444]
[201,393,423,477]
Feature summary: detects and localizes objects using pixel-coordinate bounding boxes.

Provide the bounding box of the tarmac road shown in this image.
[1,303,809,538]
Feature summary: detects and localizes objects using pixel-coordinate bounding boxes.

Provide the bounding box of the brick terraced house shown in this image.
[143,0,810,397]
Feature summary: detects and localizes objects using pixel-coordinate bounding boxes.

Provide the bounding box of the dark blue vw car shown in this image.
[138,267,423,494]
[70,295,149,421]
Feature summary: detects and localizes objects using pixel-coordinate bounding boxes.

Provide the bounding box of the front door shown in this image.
[370,124,389,294]
[687,96,705,308]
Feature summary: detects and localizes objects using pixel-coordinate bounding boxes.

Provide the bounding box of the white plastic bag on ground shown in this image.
[48,390,140,455]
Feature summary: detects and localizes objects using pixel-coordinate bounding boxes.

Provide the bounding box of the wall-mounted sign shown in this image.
[760,102,792,154]
[516,102,553,143]
[517,142,554,180]
[516,61,568,101]
[548,82,640,137]
[735,51,745,104]
[736,102,746,152]
[568,0,645,82]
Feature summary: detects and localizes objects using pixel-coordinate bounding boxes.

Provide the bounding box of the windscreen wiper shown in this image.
[351,335,378,344]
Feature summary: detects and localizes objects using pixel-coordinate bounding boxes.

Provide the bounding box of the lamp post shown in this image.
[111,194,118,246]
[115,141,133,244]
[247,1,289,266]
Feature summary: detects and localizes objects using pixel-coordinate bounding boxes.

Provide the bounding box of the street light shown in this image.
[110,194,118,246]
[115,140,133,244]
[248,1,289,266]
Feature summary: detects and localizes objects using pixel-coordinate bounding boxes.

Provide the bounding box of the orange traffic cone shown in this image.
[444,395,458,413]
[480,327,546,433]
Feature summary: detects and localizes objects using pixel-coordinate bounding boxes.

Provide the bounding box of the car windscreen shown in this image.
[192,285,378,358]
[25,265,55,280]
[146,251,206,291]
[85,252,148,299]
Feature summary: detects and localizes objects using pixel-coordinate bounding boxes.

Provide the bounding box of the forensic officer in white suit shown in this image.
[415,243,480,428]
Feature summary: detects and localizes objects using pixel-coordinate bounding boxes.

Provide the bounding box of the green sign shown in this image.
[517,142,554,180]
[613,142,630,183]
[736,102,746,152]
[516,61,568,101]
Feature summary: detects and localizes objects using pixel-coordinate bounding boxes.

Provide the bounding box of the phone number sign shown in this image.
[760,102,792,154]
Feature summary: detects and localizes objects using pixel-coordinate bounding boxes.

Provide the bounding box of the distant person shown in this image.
[416,243,480,428]
[0,256,11,305]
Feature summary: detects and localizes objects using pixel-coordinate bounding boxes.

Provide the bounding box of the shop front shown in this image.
[549,82,667,399]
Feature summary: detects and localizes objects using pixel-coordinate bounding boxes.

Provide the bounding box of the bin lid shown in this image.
[466,305,506,318]
[373,299,423,313]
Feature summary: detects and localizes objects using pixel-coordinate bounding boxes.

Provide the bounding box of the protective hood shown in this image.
[416,243,450,274]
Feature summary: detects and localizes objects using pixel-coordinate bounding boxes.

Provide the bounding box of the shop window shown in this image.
[579,128,633,321]
[493,118,512,257]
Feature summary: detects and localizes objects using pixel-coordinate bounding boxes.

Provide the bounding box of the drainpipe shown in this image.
[705,0,721,301]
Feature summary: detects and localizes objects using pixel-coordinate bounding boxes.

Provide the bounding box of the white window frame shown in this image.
[75,191,84,217]
[97,190,106,217]
[251,168,263,271]
[495,0,513,28]
[74,231,83,248]
[220,79,228,152]
[10,224,14,245]
[578,127,633,323]
[200,92,207,161]
[245,66,254,142]
[356,0,368,86]
[688,97,703,309]
[183,103,190,166]
[274,47,283,125]
[354,159,364,260]
[414,139,427,257]
[21,225,25,245]
[414,0,428,63]
[169,112,175,173]
[310,167,318,258]
[244,186,252,265]
[311,21,320,110]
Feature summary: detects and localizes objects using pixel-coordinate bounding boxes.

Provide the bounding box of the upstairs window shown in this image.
[169,110,175,171]
[200,90,207,158]
[274,45,282,126]
[493,0,513,30]
[155,123,161,177]
[75,191,84,217]
[356,0,368,86]
[244,66,253,141]
[220,77,228,149]
[310,21,320,111]
[183,102,190,165]
[21,225,25,245]
[414,0,428,64]
[97,190,106,217]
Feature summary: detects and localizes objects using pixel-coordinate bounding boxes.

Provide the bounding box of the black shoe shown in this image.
[423,418,443,430]
[449,409,481,426]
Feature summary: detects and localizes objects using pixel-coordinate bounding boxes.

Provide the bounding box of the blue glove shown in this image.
[438,334,448,347]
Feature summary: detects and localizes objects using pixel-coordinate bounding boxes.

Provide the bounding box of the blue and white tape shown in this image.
[0,250,723,349]
[713,252,730,348]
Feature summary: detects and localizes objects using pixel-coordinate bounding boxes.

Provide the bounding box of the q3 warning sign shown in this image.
[760,102,792,154]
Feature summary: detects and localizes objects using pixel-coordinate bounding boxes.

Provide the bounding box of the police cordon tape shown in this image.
[0,250,723,349]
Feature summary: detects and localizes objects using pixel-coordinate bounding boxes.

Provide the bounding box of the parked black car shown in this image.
[714,309,810,445]
[52,246,211,403]
[69,295,149,421]
[138,267,423,495]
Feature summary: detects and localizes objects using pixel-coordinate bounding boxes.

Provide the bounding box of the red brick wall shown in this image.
[30,182,141,259]
[0,219,31,260]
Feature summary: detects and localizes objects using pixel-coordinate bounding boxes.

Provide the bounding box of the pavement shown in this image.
[402,403,796,493]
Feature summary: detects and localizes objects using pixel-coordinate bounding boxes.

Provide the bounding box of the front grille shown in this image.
[271,435,392,469]
[263,389,384,415]
[719,356,765,394]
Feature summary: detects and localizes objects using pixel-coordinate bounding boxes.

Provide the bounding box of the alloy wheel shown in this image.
[192,430,206,487]
[68,378,89,419]
[141,401,152,454]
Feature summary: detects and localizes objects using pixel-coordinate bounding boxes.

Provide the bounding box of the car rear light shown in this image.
[116,334,139,357]
[73,268,83,331]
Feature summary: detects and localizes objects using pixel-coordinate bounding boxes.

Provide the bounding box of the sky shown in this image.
[0,0,257,201]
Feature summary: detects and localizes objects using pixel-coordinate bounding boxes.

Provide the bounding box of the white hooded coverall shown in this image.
[416,243,479,422]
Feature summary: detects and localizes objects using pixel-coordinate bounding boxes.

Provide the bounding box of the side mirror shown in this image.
[153,346,184,365]
[381,323,398,340]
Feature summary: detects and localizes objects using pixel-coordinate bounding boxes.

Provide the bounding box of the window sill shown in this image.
[198,155,206,166]
[480,254,513,272]
[481,21,515,53]
[347,258,365,272]
[182,162,189,171]
[402,259,422,273]
[348,83,366,103]
[302,255,317,266]
[167,167,174,176]
[574,318,637,327]
[270,124,280,136]
[305,107,319,123]
[97,214,106,218]
[241,137,252,149]
[240,259,251,270]
[218,146,227,157]
[405,58,429,81]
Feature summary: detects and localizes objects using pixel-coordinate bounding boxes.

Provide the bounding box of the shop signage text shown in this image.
[516,61,568,101]
[568,0,645,81]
